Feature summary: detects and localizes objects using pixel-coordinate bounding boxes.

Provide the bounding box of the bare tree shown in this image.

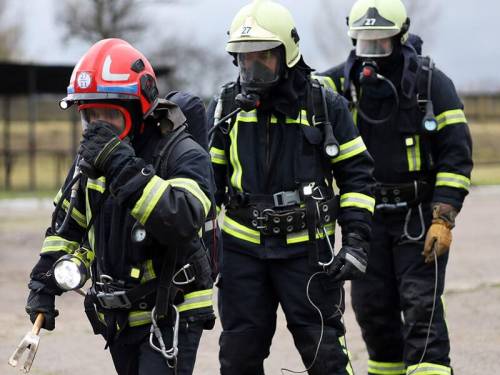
[314,0,441,68]
[58,0,147,43]
[0,0,22,60]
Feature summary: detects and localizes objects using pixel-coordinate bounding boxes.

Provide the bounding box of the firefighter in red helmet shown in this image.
[25,38,217,375]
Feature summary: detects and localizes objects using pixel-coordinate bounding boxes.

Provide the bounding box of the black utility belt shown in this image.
[229,196,339,236]
[374,180,431,210]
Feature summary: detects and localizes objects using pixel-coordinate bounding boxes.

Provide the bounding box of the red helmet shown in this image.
[61,38,159,138]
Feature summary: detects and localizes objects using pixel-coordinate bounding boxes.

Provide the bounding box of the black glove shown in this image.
[328,232,369,282]
[78,121,135,180]
[25,290,59,331]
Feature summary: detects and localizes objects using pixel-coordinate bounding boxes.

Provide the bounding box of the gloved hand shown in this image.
[25,290,59,331]
[423,203,457,263]
[328,232,368,281]
[78,121,135,180]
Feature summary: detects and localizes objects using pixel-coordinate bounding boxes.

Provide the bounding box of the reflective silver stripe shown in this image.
[345,253,366,273]
[128,311,151,327]
[435,172,470,191]
[340,192,375,213]
[436,109,467,131]
[40,235,80,254]
[368,360,406,374]
[406,362,451,375]
[131,176,169,224]
[221,215,260,244]
[204,219,218,232]
[87,177,106,193]
[177,289,213,312]
[331,136,367,164]
[210,147,227,165]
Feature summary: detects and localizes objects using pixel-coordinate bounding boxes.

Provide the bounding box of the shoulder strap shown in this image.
[308,78,328,127]
[417,56,435,109]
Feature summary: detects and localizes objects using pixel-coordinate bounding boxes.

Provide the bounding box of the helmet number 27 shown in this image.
[364,18,376,26]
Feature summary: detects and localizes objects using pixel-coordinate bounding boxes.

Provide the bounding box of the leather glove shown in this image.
[423,203,457,263]
[25,290,59,331]
[328,232,369,281]
[78,121,135,180]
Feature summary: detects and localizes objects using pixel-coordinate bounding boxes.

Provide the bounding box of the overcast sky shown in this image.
[5,0,499,93]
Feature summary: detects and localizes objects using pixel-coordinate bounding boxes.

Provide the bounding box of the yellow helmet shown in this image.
[226,0,301,68]
[348,0,409,43]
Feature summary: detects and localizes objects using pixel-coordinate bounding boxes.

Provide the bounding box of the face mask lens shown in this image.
[238,48,281,86]
[356,38,393,58]
[79,106,126,134]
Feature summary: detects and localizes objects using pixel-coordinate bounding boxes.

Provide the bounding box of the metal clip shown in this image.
[172,264,196,286]
[149,306,179,368]
[255,208,275,230]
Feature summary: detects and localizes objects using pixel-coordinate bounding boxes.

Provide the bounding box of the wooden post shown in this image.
[3,96,12,190]
[28,66,37,190]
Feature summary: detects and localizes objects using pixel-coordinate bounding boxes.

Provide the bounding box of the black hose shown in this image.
[355,76,400,125]
[51,172,82,235]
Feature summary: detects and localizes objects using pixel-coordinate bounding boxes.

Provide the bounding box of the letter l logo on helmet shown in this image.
[102,55,130,82]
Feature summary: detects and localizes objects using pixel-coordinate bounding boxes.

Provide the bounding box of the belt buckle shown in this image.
[273,191,300,208]
[255,208,274,231]
[96,290,132,309]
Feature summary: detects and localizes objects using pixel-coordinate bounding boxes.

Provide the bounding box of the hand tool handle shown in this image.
[32,314,44,335]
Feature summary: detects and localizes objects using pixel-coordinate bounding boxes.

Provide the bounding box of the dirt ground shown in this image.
[1,186,499,375]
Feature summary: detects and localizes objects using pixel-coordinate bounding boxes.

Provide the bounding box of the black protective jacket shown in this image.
[319,45,473,210]
[209,67,375,259]
[30,123,216,333]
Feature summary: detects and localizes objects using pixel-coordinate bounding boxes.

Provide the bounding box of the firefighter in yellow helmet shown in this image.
[317,0,473,374]
[209,1,375,373]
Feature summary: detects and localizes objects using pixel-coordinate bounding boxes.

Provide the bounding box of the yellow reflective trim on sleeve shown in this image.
[435,172,470,191]
[131,175,169,224]
[312,75,338,92]
[87,177,106,193]
[340,192,375,213]
[285,109,310,126]
[368,360,406,375]
[221,215,261,244]
[339,336,354,375]
[210,146,228,165]
[331,136,367,164]
[352,107,358,126]
[229,122,243,192]
[286,223,335,245]
[84,186,95,251]
[168,178,211,217]
[54,189,87,228]
[406,362,451,375]
[40,235,80,254]
[236,110,258,123]
[406,135,421,172]
[436,109,467,131]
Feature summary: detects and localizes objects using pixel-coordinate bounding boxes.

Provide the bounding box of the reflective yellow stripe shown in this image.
[286,223,335,245]
[168,178,211,217]
[352,107,358,126]
[368,360,406,375]
[128,311,152,327]
[340,192,375,213]
[331,136,367,164]
[236,110,258,122]
[141,259,156,283]
[406,135,421,172]
[435,172,470,190]
[210,146,227,165]
[339,336,354,375]
[40,235,79,254]
[340,77,345,91]
[406,363,451,375]
[312,75,338,92]
[177,289,213,312]
[436,109,467,131]
[229,122,243,191]
[221,215,261,244]
[54,189,87,228]
[87,176,106,193]
[132,176,169,224]
[270,109,310,126]
[85,186,95,251]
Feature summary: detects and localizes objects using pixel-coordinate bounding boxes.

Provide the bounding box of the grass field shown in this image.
[0,120,499,194]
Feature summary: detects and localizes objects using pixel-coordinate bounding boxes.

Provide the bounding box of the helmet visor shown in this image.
[356,37,393,57]
[237,48,282,87]
[79,103,131,139]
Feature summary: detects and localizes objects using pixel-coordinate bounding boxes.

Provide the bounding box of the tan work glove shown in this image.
[422,203,458,263]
